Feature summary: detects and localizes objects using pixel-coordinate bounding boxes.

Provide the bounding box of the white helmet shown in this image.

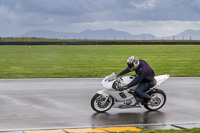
[127,56,140,71]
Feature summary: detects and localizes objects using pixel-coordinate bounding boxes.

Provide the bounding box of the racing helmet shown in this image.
[127,56,140,71]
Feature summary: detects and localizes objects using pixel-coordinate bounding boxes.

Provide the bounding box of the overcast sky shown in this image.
[0,0,200,37]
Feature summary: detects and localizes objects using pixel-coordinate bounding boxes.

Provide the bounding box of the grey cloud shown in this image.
[1,0,200,23]
[1,0,200,37]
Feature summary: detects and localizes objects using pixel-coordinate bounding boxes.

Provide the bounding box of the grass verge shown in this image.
[109,128,200,133]
[0,45,199,78]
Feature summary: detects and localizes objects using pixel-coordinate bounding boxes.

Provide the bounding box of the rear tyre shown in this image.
[91,93,114,113]
[144,89,166,111]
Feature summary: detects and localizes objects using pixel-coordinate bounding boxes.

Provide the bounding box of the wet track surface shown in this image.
[0,77,200,131]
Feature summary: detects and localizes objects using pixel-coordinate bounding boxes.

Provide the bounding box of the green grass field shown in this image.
[0,45,199,79]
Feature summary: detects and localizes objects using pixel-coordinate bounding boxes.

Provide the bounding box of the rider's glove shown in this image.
[118,85,128,91]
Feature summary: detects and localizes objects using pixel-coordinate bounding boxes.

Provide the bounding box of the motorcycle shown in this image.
[91,73,170,113]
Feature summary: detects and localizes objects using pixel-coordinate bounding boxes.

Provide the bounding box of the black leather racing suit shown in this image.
[118,60,155,100]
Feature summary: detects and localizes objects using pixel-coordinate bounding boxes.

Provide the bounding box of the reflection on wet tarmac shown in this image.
[0,78,200,131]
[91,111,165,126]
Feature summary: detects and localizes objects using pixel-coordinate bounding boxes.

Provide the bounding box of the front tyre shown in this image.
[91,93,114,113]
[144,89,166,111]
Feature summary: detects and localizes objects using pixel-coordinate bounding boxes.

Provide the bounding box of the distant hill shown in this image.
[78,29,133,40]
[165,29,200,40]
[17,30,76,39]
[17,28,200,40]
[17,29,155,40]
[174,29,200,40]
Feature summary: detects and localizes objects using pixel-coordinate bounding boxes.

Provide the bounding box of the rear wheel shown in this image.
[144,89,166,111]
[91,93,114,113]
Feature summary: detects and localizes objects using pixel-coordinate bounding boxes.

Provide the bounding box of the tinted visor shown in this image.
[127,62,134,70]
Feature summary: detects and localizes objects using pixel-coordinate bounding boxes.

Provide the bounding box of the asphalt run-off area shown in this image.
[0,77,200,133]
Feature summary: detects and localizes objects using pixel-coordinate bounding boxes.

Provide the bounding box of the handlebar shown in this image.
[116,76,123,83]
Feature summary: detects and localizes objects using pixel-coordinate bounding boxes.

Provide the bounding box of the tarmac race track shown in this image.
[0,77,200,131]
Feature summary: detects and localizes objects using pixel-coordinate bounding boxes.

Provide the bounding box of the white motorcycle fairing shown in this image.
[97,73,169,108]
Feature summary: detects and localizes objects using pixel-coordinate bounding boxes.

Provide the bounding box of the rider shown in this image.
[117,56,156,105]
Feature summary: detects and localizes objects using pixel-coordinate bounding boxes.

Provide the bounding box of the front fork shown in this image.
[102,96,111,106]
[97,90,111,106]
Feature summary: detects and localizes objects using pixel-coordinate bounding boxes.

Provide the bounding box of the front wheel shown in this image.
[144,89,166,111]
[91,93,114,113]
